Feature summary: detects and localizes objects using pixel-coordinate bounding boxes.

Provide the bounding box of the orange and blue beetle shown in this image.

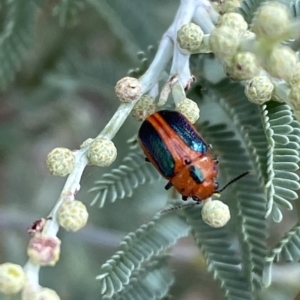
[138,110,220,202]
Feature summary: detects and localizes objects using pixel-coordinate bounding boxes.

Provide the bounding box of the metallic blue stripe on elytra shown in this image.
[138,120,175,177]
[189,166,204,183]
[158,110,207,154]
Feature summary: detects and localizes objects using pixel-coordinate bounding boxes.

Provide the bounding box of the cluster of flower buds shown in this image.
[23,286,61,300]
[176,1,300,114]
[212,0,242,14]
[0,256,62,299]
[118,74,201,124]
[288,64,300,119]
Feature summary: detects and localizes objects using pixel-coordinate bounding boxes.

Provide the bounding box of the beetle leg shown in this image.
[165,181,173,190]
[145,157,150,162]
[192,196,200,202]
[207,143,213,150]
[214,181,219,191]
[213,157,219,164]
[182,196,188,201]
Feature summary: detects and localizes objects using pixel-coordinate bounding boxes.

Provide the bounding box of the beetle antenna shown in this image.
[216,171,250,193]
[161,202,200,214]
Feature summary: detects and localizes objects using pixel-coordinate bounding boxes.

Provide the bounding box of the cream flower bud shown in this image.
[115,77,142,102]
[264,45,298,82]
[57,200,89,232]
[225,52,260,81]
[220,0,241,13]
[289,81,300,111]
[0,263,26,295]
[46,147,75,177]
[131,94,156,121]
[176,98,200,124]
[289,63,300,86]
[245,76,274,105]
[27,234,61,266]
[26,287,61,300]
[87,138,117,167]
[201,200,230,228]
[80,138,94,149]
[197,35,211,53]
[209,26,240,61]
[177,23,204,54]
[217,13,247,36]
[242,30,256,39]
[252,2,290,41]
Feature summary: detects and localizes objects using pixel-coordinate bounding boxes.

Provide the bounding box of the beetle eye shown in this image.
[184,158,191,165]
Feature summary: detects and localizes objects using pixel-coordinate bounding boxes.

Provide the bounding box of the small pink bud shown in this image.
[27,234,61,266]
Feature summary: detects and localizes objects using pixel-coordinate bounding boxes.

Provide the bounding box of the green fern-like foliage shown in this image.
[198,120,266,291]
[97,212,190,298]
[238,0,263,24]
[263,218,300,287]
[290,0,300,17]
[90,151,161,207]
[94,78,299,299]
[261,103,300,221]
[0,0,35,89]
[52,0,85,26]
[202,81,268,289]
[184,206,254,300]
[102,256,174,300]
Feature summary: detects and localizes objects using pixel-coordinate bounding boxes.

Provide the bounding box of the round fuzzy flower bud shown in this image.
[177,23,204,54]
[176,98,200,124]
[245,76,274,105]
[57,200,88,232]
[27,234,61,266]
[46,148,75,177]
[289,63,300,86]
[201,200,230,228]
[252,2,290,41]
[131,94,156,121]
[264,45,298,81]
[217,13,247,37]
[0,263,26,295]
[28,287,60,300]
[197,35,211,53]
[115,77,142,103]
[225,52,260,81]
[220,0,241,13]
[211,1,221,13]
[289,81,300,111]
[242,30,256,39]
[209,26,240,61]
[80,138,94,149]
[87,138,117,167]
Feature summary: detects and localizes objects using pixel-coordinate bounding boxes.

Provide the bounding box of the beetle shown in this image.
[138,110,248,202]
[138,110,219,202]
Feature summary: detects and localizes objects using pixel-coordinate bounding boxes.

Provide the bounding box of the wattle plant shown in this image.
[1,0,300,299]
